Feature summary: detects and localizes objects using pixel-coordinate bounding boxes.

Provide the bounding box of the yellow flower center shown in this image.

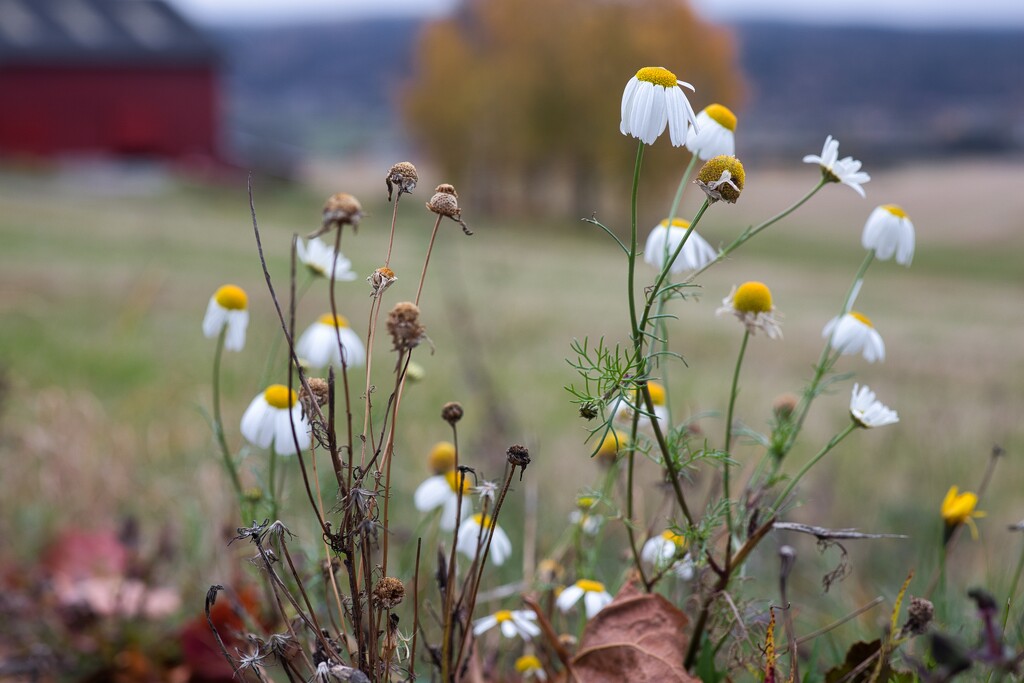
[733,282,772,314]
[636,66,677,88]
[647,382,666,406]
[429,441,456,474]
[660,530,686,547]
[376,266,396,279]
[849,311,873,327]
[494,609,513,623]
[214,284,248,310]
[576,579,606,593]
[264,384,297,409]
[445,470,471,495]
[471,513,494,527]
[597,430,628,459]
[882,204,908,219]
[515,655,542,673]
[318,313,350,328]
[698,155,746,190]
[659,218,691,228]
[705,103,737,132]
[577,496,598,510]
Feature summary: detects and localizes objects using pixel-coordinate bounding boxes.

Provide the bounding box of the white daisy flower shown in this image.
[413,470,472,531]
[240,384,311,455]
[472,609,540,640]
[849,384,898,429]
[803,135,870,198]
[716,281,782,339]
[641,530,695,580]
[620,66,699,147]
[823,311,885,363]
[295,314,366,369]
[555,579,613,618]
[643,218,717,274]
[862,204,915,266]
[614,381,669,428]
[296,237,357,281]
[685,103,737,160]
[569,495,602,536]
[456,514,513,566]
[202,284,249,351]
[515,655,547,681]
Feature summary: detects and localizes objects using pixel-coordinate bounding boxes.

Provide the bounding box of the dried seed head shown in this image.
[299,378,330,415]
[772,393,800,420]
[696,155,745,204]
[903,596,934,636]
[368,266,397,298]
[578,402,598,420]
[426,185,473,235]
[386,161,418,201]
[441,401,464,425]
[435,183,457,197]
[506,444,531,472]
[314,192,363,238]
[387,301,426,352]
[373,576,406,609]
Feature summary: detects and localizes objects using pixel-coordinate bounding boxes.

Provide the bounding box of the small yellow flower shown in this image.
[941,486,986,539]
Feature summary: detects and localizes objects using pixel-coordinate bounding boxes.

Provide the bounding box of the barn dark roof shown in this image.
[0,0,218,66]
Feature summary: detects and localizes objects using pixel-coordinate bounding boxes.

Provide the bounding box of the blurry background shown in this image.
[1,0,1023,679]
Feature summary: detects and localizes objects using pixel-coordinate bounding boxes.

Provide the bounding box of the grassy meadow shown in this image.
[2,155,1023,653]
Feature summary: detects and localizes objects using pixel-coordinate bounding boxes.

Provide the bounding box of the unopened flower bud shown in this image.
[386,161,418,202]
[441,402,464,425]
[696,155,745,204]
[772,393,800,420]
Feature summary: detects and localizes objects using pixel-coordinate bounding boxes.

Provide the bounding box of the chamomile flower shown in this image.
[716,281,782,339]
[457,514,512,566]
[862,205,915,266]
[296,237,357,281]
[240,384,311,455]
[555,579,613,618]
[515,655,547,681]
[941,486,985,540]
[803,135,870,197]
[296,314,366,369]
[413,469,472,531]
[620,66,699,147]
[686,103,737,159]
[595,429,629,466]
[849,384,898,429]
[643,218,717,274]
[472,609,540,640]
[427,441,456,475]
[695,155,745,204]
[641,530,695,580]
[202,284,249,351]
[823,311,885,363]
[569,496,603,536]
[614,381,669,428]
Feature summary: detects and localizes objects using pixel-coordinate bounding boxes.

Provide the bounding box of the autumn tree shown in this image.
[402,0,744,218]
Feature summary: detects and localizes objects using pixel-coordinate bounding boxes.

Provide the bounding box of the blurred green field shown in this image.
[1,156,1023,646]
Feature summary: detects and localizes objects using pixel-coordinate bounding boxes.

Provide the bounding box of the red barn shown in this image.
[0,0,220,160]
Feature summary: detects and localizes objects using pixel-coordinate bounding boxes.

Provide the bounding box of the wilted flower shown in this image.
[942,486,985,539]
[295,314,366,369]
[472,609,540,640]
[862,204,915,266]
[849,384,898,428]
[296,237,357,281]
[686,103,737,159]
[202,284,249,351]
[803,135,870,197]
[387,301,426,353]
[426,184,472,234]
[372,577,406,609]
[823,311,885,362]
[457,514,512,565]
[555,579,613,618]
[717,281,782,339]
[413,469,471,531]
[695,155,745,203]
[312,192,363,238]
[367,266,398,298]
[240,384,311,455]
[643,218,717,273]
[620,66,699,146]
[386,161,418,201]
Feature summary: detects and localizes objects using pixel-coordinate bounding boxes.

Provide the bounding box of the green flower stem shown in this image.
[723,329,751,565]
[689,178,828,281]
[212,329,245,513]
[627,141,645,345]
[772,422,857,513]
[1002,539,1024,636]
[624,397,650,589]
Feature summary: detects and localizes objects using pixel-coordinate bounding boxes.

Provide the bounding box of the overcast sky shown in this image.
[165,0,1024,28]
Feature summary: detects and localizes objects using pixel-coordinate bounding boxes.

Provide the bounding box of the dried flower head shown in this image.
[427,184,473,235]
[902,597,934,636]
[368,266,397,298]
[387,301,426,353]
[507,444,531,469]
[386,161,418,201]
[772,393,800,420]
[299,377,330,416]
[373,577,406,609]
[695,155,745,203]
[441,401,464,425]
[312,192,363,238]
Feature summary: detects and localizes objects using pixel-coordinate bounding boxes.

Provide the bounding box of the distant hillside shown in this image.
[212,18,1024,164]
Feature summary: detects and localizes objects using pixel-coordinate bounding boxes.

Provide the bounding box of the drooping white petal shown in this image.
[555,585,584,613]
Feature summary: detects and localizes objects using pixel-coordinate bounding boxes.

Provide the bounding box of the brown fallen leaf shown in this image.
[571,579,698,683]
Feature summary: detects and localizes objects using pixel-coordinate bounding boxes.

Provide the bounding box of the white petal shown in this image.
[413,476,452,513]
[224,310,248,351]
[202,299,227,338]
[555,585,583,613]
[583,590,613,618]
[240,395,274,448]
[472,615,497,636]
